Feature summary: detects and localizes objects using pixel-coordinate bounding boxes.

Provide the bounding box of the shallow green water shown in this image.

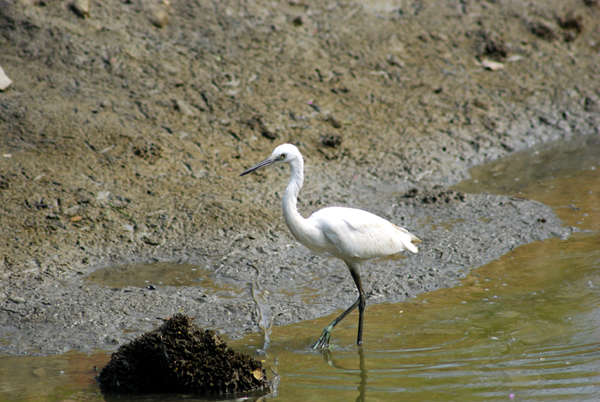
[1,136,599,401]
[247,232,600,401]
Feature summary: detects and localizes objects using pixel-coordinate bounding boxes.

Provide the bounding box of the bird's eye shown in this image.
[280,153,287,159]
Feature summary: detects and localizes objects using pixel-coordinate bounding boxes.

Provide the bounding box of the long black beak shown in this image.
[240,157,277,176]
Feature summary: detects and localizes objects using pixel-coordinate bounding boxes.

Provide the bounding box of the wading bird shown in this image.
[240,144,421,349]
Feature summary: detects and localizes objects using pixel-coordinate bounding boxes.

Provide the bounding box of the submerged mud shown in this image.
[0,0,599,354]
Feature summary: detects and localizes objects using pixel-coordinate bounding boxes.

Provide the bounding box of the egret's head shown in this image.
[270,143,300,164]
[240,143,301,176]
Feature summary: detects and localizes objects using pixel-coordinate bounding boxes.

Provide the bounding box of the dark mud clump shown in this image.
[97,314,269,396]
[476,30,508,61]
[320,133,343,148]
[403,186,467,205]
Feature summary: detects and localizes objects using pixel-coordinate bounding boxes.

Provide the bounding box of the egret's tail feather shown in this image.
[392,223,421,253]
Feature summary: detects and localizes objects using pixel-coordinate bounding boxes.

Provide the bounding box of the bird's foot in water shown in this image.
[312,325,334,349]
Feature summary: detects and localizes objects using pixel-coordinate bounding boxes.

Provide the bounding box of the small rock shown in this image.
[95,191,111,203]
[150,9,169,28]
[65,205,80,216]
[70,0,89,18]
[326,115,343,129]
[472,99,490,110]
[141,235,161,246]
[0,66,12,91]
[46,212,60,220]
[292,15,305,26]
[331,86,349,94]
[430,32,448,42]
[174,99,194,116]
[480,59,504,71]
[387,54,404,67]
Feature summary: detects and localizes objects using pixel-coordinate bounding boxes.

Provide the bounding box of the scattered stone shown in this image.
[97,314,270,396]
[308,101,321,112]
[70,0,89,18]
[0,66,12,91]
[141,235,161,246]
[174,99,194,116]
[150,8,169,28]
[480,59,504,71]
[331,86,350,94]
[472,99,490,110]
[431,32,448,42]
[292,15,305,26]
[386,54,405,67]
[326,115,343,129]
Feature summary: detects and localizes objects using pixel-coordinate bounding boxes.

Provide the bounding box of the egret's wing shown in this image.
[311,207,419,260]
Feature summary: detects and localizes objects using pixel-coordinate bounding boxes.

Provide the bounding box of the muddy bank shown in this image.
[0,0,599,354]
[0,186,575,354]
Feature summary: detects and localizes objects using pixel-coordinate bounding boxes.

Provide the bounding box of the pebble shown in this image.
[71,0,90,18]
[175,99,194,116]
[481,59,504,71]
[0,66,12,91]
[150,9,169,28]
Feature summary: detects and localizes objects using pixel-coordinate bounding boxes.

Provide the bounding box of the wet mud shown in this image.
[0,0,599,354]
[97,314,270,396]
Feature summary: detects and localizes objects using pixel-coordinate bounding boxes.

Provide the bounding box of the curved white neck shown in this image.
[282,157,307,238]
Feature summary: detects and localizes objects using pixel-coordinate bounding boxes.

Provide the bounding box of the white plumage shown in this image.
[241,143,421,349]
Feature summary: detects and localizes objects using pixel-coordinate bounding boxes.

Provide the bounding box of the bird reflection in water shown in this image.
[318,347,368,402]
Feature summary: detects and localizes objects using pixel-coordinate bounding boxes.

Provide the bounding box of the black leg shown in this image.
[349,267,366,345]
[312,262,366,349]
[312,297,360,349]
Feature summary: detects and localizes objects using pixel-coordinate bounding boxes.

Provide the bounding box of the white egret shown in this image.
[240,144,421,349]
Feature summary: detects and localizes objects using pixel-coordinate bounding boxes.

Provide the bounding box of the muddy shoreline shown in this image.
[1,0,599,355]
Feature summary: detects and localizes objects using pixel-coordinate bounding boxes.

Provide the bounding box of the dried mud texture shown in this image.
[97,314,269,396]
[0,0,599,354]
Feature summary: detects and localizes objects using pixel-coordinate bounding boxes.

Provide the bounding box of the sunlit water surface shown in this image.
[1,136,599,401]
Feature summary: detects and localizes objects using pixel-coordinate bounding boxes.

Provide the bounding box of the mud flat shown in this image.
[0,0,599,354]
